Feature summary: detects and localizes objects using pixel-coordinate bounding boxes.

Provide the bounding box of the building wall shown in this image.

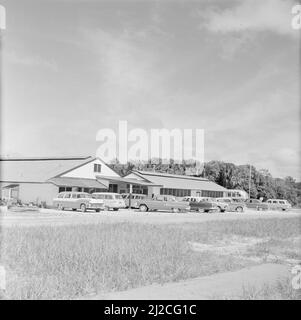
[62,158,120,179]
[18,183,58,206]
[147,186,161,197]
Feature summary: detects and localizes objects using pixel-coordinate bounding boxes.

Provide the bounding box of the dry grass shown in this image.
[1,217,300,299]
[238,277,301,300]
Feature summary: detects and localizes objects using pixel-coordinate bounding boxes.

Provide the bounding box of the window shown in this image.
[64,193,71,198]
[71,194,77,198]
[93,163,101,173]
[160,188,191,197]
[279,201,285,204]
[202,190,223,198]
[273,201,277,204]
[93,194,104,199]
[58,193,64,198]
[59,187,66,193]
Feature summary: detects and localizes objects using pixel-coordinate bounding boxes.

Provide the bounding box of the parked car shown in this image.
[53,192,104,212]
[245,199,269,211]
[136,195,190,213]
[265,199,291,211]
[197,197,228,212]
[121,193,147,208]
[216,197,245,212]
[182,196,218,213]
[92,192,126,211]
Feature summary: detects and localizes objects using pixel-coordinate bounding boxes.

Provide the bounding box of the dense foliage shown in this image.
[109,159,301,206]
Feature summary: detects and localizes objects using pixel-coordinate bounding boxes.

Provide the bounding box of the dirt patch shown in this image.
[80,264,290,300]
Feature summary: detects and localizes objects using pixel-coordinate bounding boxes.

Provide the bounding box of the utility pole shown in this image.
[248,164,251,199]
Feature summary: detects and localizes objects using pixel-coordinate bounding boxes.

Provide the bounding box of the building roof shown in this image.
[0,156,95,183]
[133,170,209,181]
[48,177,107,189]
[133,170,227,192]
[96,175,162,187]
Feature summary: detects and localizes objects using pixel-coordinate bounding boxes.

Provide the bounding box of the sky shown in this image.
[0,0,300,179]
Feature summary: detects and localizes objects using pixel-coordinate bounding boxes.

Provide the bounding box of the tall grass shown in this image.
[1,217,300,299]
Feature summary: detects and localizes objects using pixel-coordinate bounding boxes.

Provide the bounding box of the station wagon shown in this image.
[92,192,126,211]
[53,192,104,212]
[266,199,291,211]
[121,193,147,208]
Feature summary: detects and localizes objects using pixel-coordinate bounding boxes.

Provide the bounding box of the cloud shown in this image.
[200,0,296,37]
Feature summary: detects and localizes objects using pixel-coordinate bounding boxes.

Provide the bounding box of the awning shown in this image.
[96,175,163,187]
[48,177,107,189]
[2,184,19,189]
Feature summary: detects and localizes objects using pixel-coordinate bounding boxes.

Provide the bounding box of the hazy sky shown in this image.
[1,0,300,179]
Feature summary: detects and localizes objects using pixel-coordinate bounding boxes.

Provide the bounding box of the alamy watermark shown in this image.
[96,120,204,168]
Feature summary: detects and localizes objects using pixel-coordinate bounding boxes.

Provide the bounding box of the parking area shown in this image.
[1,207,301,227]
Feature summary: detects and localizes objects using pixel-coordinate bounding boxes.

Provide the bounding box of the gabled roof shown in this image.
[0,156,95,183]
[133,170,227,192]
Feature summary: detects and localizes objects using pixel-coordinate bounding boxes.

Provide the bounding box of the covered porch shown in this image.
[48,177,108,193]
[96,175,162,196]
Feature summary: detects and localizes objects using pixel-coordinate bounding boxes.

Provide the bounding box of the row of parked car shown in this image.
[53,191,292,213]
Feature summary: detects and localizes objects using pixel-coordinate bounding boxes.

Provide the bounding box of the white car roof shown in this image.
[92,192,120,195]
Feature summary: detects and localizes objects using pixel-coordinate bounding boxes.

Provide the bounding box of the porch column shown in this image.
[129,184,133,209]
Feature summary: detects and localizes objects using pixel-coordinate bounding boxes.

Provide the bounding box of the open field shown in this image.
[1,208,300,300]
[1,207,301,227]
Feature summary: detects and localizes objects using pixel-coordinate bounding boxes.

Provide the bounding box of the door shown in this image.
[247,200,256,209]
[62,193,72,208]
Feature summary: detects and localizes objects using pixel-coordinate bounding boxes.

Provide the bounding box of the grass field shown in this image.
[1,217,300,299]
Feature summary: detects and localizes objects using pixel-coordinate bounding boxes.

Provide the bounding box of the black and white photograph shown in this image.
[0,0,300,304]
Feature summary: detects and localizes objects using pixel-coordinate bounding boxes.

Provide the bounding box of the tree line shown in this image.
[109,159,301,206]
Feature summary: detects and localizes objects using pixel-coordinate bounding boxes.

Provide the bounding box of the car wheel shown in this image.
[139,204,148,212]
[216,206,222,213]
[96,209,100,213]
[236,206,243,213]
[113,208,119,211]
[80,204,86,213]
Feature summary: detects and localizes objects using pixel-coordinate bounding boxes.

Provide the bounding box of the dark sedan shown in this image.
[245,199,269,211]
[182,197,218,213]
